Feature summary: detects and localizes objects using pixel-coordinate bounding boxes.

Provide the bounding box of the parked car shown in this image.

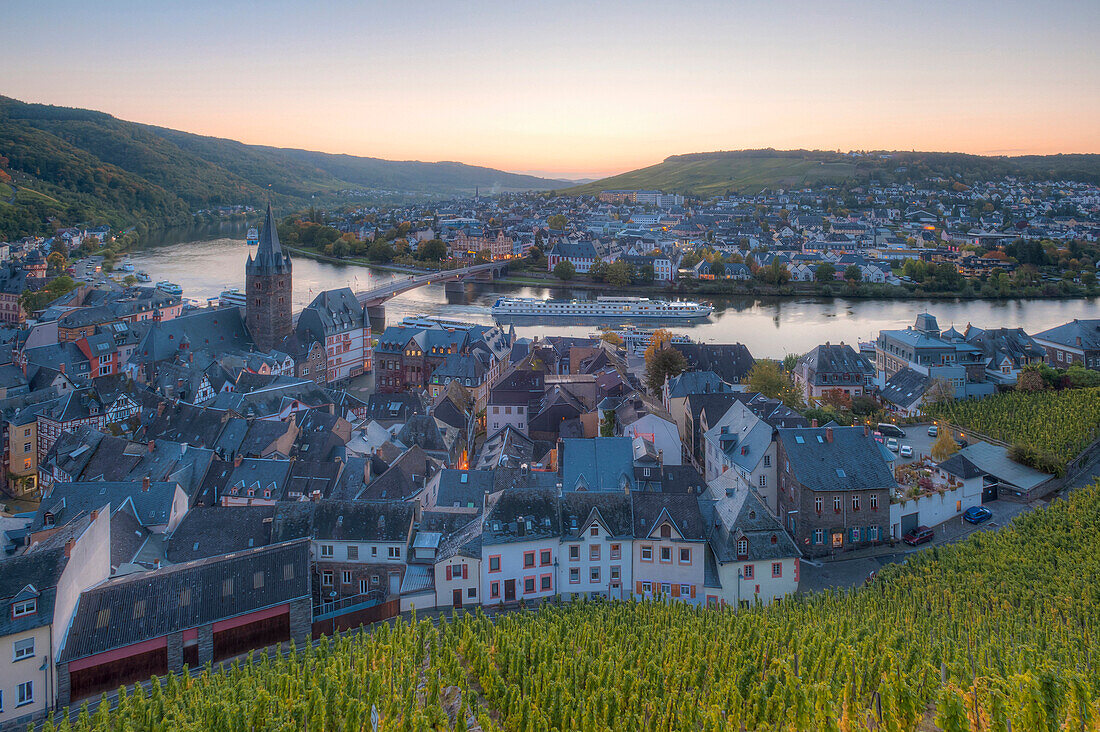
[886,437,899,452]
[877,423,906,438]
[963,506,993,524]
[903,526,934,546]
[899,445,913,458]
[955,438,969,449]
[927,425,938,437]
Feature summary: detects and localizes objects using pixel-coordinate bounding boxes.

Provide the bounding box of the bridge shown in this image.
[355,260,509,331]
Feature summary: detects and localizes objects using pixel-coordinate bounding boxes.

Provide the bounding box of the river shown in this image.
[126,228,1100,359]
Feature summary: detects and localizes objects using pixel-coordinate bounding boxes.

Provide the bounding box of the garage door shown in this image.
[900,512,919,535]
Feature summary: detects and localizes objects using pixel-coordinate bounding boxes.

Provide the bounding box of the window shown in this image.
[641,581,652,594]
[322,570,333,586]
[868,526,880,541]
[610,543,621,560]
[660,524,672,539]
[679,547,691,563]
[12,599,35,618]
[641,545,653,561]
[759,474,767,488]
[589,545,600,561]
[13,637,34,661]
[833,495,842,512]
[17,681,32,707]
[813,529,824,545]
[252,572,264,590]
[852,527,862,543]
[610,566,621,581]
[342,570,352,585]
[590,567,600,583]
[489,556,501,572]
[359,579,368,594]
[221,578,234,597]
[541,575,552,591]
[371,547,378,558]
[743,564,754,580]
[736,538,748,556]
[320,545,333,558]
[772,562,782,578]
[283,563,295,581]
[468,587,477,598]
[523,551,536,568]
[660,547,672,562]
[524,577,535,594]
[490,582,500,599]
[680,584,691,597]
[852,495,861,512]
[569,567,580,584]
[815,496,823,513]
[388,546,401,559]
[540,549,551,566]
[763,455,771,467]
[347,545,359,560]
[569,545,579,561]
[22,442,30,452]
[661,583,672,595]
[869,494,878,510]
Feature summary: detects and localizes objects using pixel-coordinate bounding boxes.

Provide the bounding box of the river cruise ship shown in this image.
[593,326,694,354]
[492,296,712,320]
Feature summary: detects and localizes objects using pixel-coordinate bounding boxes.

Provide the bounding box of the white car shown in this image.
[899,445,913,458]
[886,437,899,452]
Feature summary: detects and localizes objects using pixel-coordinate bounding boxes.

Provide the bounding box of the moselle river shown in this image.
[126,229,1100,359]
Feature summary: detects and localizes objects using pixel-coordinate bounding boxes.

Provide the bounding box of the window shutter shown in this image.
[690,585,696,599]
[462,564,468,580]
[446,566,452,581]
[636,581,643,595]
[671,584,680,598]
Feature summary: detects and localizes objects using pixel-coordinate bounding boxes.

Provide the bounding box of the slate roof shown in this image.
[270,500,414,543]
[798,343,874,384]
[560,492,633,539]
[0,517,89,636]
[433,469,495,510]
[777,426,895,493]
[1033,318,1100,351]
[297,287,365,342]
[60,539,310,663]
[483,488,561,544]
[359,445,436,500]
[246,205,292,277]
[435,515,483,561]
[665,370,731,399]
[630,492,708,540]
[880,368,931,410]
[136,308,252,364]
[703,475,800,563]
[672,343,755,383]
[560,437,635,492]
[32,481,180,532]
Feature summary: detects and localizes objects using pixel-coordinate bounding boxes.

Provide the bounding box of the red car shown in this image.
[903,526,934,546]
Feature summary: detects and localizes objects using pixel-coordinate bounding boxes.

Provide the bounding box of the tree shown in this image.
[600,411,616,437]
[599,331,623,346]
[553,261,576,281]
[782,353,802,372]
[587,260,607,282]
[547,214,568,231]
[747,361,803,408]
[844,265,863,283]
[924,378,955,406]
[47,251,66,272]
[643,330,676,364]
[607,262,632,287]
[417,239,447,261]
[815,263,836,282]
[123,274,138,286]
[474,249,492,264]
[635,264,654,285]
[644,347,687,395]
[1015,368,1048,393]
[931,429,959,461]
[367,240,395,263]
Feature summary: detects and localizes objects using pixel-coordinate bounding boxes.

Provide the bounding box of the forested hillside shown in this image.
[61,481,1100,731]
[564,148,1100,197]
[0,96,567,239]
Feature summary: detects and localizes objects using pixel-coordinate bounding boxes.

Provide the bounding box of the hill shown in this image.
[62,481,1100,730]
[564,148,1100,197]
[0,95,568,239]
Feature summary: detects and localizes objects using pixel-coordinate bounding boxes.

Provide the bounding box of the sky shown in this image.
[3,0,1098,180]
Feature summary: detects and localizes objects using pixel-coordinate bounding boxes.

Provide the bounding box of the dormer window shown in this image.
[736,538,748,557]
[12,598,36,618]
[660,524,671,539]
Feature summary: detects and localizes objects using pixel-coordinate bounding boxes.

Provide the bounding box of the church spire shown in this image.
[247,204,291,276]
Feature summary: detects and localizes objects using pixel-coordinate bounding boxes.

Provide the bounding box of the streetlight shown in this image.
[737,569,743,610]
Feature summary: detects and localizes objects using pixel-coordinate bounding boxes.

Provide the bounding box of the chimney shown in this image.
[826,427,834,443]
[64,538,74,558]
[90,509,98,522]
[864,424,869,437]
[148,440,156,453]
[59,363,66,374]
[811,419,818,428]
[142,475,150,492]
[234,454,243,468]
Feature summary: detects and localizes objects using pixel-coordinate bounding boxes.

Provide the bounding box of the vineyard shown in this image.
[928,386,1100,475]
[51,482,1100,732]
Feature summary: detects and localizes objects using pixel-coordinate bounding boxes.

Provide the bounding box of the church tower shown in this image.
[245,205,293,351]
